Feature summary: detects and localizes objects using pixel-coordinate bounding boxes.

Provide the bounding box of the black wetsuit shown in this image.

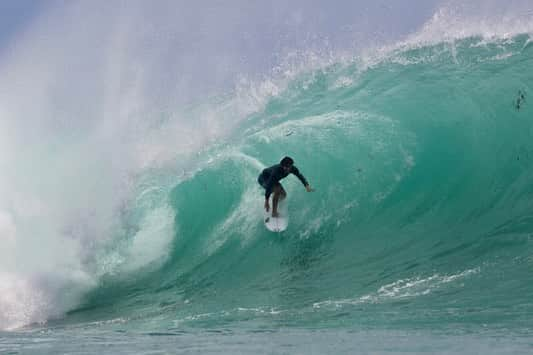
[257,164,308,200]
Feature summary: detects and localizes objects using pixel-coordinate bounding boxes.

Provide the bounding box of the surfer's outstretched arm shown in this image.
[291,166,314,192]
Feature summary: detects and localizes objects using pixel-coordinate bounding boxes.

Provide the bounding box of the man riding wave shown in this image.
[257,156,314,218]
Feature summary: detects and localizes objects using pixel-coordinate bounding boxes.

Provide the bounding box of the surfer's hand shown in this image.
[264,200,270,212]
[305,185,315,192]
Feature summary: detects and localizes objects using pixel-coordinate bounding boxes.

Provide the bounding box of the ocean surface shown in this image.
[1,4,533,354]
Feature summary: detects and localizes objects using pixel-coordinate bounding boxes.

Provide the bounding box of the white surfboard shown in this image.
[264,197,288,232]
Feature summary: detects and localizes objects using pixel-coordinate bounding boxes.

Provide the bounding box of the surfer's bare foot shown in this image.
[272,211,279,218]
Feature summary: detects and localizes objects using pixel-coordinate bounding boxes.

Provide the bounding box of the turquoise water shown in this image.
[3,34,533,353]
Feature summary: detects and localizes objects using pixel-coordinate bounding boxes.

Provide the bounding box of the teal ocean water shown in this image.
[2,13,533,354]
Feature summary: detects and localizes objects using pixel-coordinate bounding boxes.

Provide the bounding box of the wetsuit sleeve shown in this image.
[291,166,308,187]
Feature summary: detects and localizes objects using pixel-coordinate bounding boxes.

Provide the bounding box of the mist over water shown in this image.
[1,1,533,352]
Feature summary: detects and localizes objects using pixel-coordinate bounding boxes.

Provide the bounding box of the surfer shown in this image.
[257,156,314,217]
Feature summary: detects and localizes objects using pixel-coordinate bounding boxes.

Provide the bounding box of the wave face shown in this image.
[60,34,533,333]
[2,4,533,344]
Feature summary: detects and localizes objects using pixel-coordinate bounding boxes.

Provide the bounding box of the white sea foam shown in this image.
[313,268,480,309]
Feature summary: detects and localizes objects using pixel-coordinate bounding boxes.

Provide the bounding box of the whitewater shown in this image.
[1,1,533,353]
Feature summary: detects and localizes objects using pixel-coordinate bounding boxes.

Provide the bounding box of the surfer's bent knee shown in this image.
[273,184,283,194]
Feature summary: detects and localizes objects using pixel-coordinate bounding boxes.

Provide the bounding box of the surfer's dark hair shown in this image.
[280,156,294,167]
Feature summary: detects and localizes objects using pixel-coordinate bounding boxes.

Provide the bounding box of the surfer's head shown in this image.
[280,156,294,171]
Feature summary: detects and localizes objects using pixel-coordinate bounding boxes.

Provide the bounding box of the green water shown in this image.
[78,35,533,328]
[4,35,533,353]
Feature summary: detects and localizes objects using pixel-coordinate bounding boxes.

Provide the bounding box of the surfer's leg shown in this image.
[279,185,287,200]
[272,184,282,217]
